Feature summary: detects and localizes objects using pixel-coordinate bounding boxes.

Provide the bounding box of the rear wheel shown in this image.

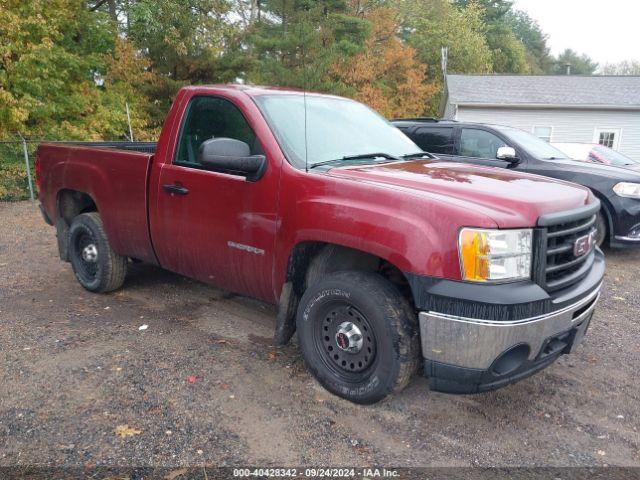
[68,212,127,293]
[594,210,607,248]
[296,271,420,404]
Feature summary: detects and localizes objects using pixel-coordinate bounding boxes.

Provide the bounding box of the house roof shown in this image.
[445,74,640,109]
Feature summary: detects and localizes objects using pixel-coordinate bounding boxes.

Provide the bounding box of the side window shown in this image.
[413,127,454,154]
[459,129,507,159]
[175,96,258,167]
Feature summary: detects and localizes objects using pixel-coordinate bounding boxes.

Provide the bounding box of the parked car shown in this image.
[36,86,603,403]
[552,142,639,169]
[394,119,640,248]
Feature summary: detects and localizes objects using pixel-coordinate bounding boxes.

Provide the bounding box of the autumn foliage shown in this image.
[331,8,438,118]
[0,0,580,141]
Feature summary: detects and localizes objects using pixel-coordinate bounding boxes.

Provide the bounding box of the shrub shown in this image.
[0,163,32,201]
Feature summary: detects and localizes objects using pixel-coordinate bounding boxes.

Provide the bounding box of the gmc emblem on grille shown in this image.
[574,231,595,257]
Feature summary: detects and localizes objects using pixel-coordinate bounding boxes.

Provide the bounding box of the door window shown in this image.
[175,96,258,167]
[413,126,454,154]
[459,129,507,159]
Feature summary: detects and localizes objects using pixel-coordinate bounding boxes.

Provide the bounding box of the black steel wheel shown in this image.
[72,230,99,283]
[297,271,420,404]
[68,212,127,293]
[315,302,377,377]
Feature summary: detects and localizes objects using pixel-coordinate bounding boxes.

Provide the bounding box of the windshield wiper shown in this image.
[309,153,401,169]
[342,152,401,161]
[401,152,436,160]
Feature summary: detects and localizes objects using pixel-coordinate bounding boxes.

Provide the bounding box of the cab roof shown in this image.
[181,84,342,99]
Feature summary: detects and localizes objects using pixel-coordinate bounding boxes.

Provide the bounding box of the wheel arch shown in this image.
[589,189,614,244]
[274,241,416,345]
[55,189,99,261]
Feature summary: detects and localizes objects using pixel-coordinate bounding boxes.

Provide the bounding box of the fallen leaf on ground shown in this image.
[164,468,188,480]
[267,351,278,360]
[186,375,198,384]
[114,424,142,437]
[214,339,229,344]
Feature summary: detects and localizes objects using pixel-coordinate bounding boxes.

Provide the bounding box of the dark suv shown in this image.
[393,118,640,248]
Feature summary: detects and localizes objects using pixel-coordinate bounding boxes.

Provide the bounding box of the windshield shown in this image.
[254,94,420,169]
[591,145,637,166]
[494,125,570,160]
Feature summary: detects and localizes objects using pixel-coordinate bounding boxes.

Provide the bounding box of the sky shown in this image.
[512,0,640,67]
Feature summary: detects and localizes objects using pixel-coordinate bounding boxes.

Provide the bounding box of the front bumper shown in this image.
[408,249,604,394]
[607,195,640,247]
[420,286,599,393]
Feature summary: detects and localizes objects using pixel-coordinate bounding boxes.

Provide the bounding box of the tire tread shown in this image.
[297,270,420,404]
[70,212,127,293]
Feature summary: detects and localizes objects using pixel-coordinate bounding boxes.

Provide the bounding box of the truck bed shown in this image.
[45,141,158,154]
[36,142,158,265]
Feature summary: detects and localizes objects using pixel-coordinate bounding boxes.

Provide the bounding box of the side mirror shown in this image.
[198,138,266,182]
[496,146,519,163]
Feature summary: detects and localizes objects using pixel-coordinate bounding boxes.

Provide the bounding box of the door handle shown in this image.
[162,184,189,195]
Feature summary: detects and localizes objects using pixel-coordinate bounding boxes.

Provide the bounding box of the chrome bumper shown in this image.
[418,285,601,370]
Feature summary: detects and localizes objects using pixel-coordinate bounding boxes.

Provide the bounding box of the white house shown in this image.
[440,74,640,160]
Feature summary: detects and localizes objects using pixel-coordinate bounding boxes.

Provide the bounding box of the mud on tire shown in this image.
[296,271,420,404]
[68,212,127,293]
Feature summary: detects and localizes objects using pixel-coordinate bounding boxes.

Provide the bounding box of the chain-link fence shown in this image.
[0,138,38,202]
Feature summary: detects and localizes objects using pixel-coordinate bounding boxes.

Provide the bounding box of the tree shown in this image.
[453,0,528,73]
[245,0,370,91]
[125,0,236,126]
[0,0,151,139]
[601,60,640,76]
[331,7,438,117]
[397,0,493,80]
[454,0,512,22]
[549,49,598,75]
[504,9,551,73]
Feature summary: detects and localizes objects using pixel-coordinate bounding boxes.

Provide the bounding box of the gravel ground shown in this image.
[0,201,639,468]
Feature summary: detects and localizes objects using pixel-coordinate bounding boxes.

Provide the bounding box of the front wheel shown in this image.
[68,212,127,293]
[296,271,420,404]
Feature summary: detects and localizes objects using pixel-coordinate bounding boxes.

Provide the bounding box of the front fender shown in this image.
[273,169,498,299]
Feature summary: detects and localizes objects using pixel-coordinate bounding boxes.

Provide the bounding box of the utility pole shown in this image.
[125,102,134,142]
[441,46,448,77]
[18,133,34,201]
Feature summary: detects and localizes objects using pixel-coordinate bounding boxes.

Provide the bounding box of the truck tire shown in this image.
[296,271,420,404]
[68,212,127,293]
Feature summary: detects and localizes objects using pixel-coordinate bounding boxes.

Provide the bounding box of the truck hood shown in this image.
[328,160,593,228]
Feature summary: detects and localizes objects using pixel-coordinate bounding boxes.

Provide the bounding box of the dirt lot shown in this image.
[0,201,639,468]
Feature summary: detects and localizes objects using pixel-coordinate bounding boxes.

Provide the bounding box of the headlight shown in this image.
[459,228,532,282]
[613,182,640,199]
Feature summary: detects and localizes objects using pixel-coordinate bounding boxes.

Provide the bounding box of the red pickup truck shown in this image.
[36,85,604,403]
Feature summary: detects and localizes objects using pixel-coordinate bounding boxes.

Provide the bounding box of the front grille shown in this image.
[537,209,598,292]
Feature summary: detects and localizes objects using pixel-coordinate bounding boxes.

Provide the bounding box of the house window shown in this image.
[594,128,621,150]
[533,126,553,142]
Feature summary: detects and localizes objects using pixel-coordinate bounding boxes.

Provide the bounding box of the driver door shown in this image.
[151,95,280,302]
